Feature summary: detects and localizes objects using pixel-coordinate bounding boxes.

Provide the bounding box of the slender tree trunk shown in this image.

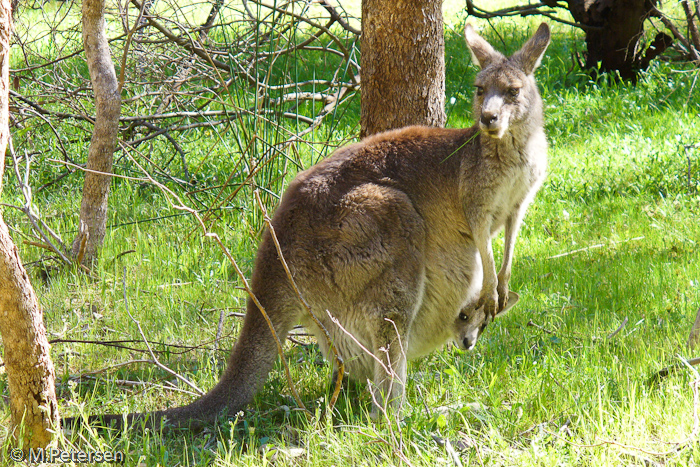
[72,0,121,264]
[360,0,445,138]
[0,0,59,449]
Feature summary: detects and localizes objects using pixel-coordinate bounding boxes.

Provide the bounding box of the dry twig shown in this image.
[121,266,204,396]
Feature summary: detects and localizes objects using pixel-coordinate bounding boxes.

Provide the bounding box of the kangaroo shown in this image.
[73,23,550,429]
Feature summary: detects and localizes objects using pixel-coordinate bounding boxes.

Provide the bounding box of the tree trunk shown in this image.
[566,0,669,80]
[0,0,59,449]
[360,0,445,138]
[0,218,59,449]
[467,0,674,80]
[72,0,121,264]
[0,0,6,183]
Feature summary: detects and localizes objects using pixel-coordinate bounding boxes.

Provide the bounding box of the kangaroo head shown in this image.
[464,23,550,139]
[454,291,520,350]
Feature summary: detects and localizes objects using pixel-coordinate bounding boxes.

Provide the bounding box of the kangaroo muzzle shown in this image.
[479,97,507,138]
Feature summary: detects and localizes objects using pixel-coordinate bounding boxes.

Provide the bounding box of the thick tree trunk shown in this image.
[72,0,121,264]
[0,0,6,182]
[360,0,445,138]
[566,0,669,80]
[0,218,59,449]
[0,0,59,449]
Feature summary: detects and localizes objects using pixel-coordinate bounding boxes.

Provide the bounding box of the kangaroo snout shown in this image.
[460,319,488,351]
[463,337,476,351]
[480,111,498,126]
[462,325,485,351]
[479,112,506,138]
[478,99,506,137]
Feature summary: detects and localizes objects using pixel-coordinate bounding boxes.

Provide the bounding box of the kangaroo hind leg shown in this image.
[326,183,426,417]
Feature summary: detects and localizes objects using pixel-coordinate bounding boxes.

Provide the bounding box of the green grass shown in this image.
[2,4,700,467]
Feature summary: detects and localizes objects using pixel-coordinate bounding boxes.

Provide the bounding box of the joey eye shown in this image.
[459,312,469,321]
[475,86,484,96]
[508,87,520,98]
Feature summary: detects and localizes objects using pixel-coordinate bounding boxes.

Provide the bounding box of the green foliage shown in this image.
[2,6,700,467]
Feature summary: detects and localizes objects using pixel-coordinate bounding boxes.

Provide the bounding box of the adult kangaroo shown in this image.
[77,22,550,429]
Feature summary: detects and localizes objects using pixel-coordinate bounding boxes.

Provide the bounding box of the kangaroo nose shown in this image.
[463,337,475,350]
[480,112,498,126]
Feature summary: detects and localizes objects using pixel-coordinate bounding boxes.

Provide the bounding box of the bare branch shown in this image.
[682,0,700,59]
[652,5,700,62]
[129,0,232,72]
[319,0,360,36]
[118,0,149,92]
[8,141,72,265]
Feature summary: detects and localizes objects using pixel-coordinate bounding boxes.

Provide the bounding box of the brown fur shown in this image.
[69,23,551,430]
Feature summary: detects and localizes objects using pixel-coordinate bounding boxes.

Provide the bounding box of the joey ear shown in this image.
[497,291,520,317]
[513,22,551,75]
[464,23,504,69]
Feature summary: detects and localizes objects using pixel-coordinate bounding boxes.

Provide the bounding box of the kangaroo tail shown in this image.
[63,296,293,432]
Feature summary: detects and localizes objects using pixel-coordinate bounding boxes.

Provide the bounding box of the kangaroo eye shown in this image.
[508,87,520,98]
[475,86,484,96]
[459,312,469,321]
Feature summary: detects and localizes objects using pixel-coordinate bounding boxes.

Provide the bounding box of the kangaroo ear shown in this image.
[513,23,551,75]
[464,24,504,69]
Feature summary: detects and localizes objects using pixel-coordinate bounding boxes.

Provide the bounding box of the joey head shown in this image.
[456,291,520,351]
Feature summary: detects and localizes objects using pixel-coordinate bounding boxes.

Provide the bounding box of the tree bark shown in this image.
[360,0,445,138]
[565,0,667,80]
[0,0,59,449]
[0,0,6,183]
[0,218,59,449]
[72,0,121,264]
